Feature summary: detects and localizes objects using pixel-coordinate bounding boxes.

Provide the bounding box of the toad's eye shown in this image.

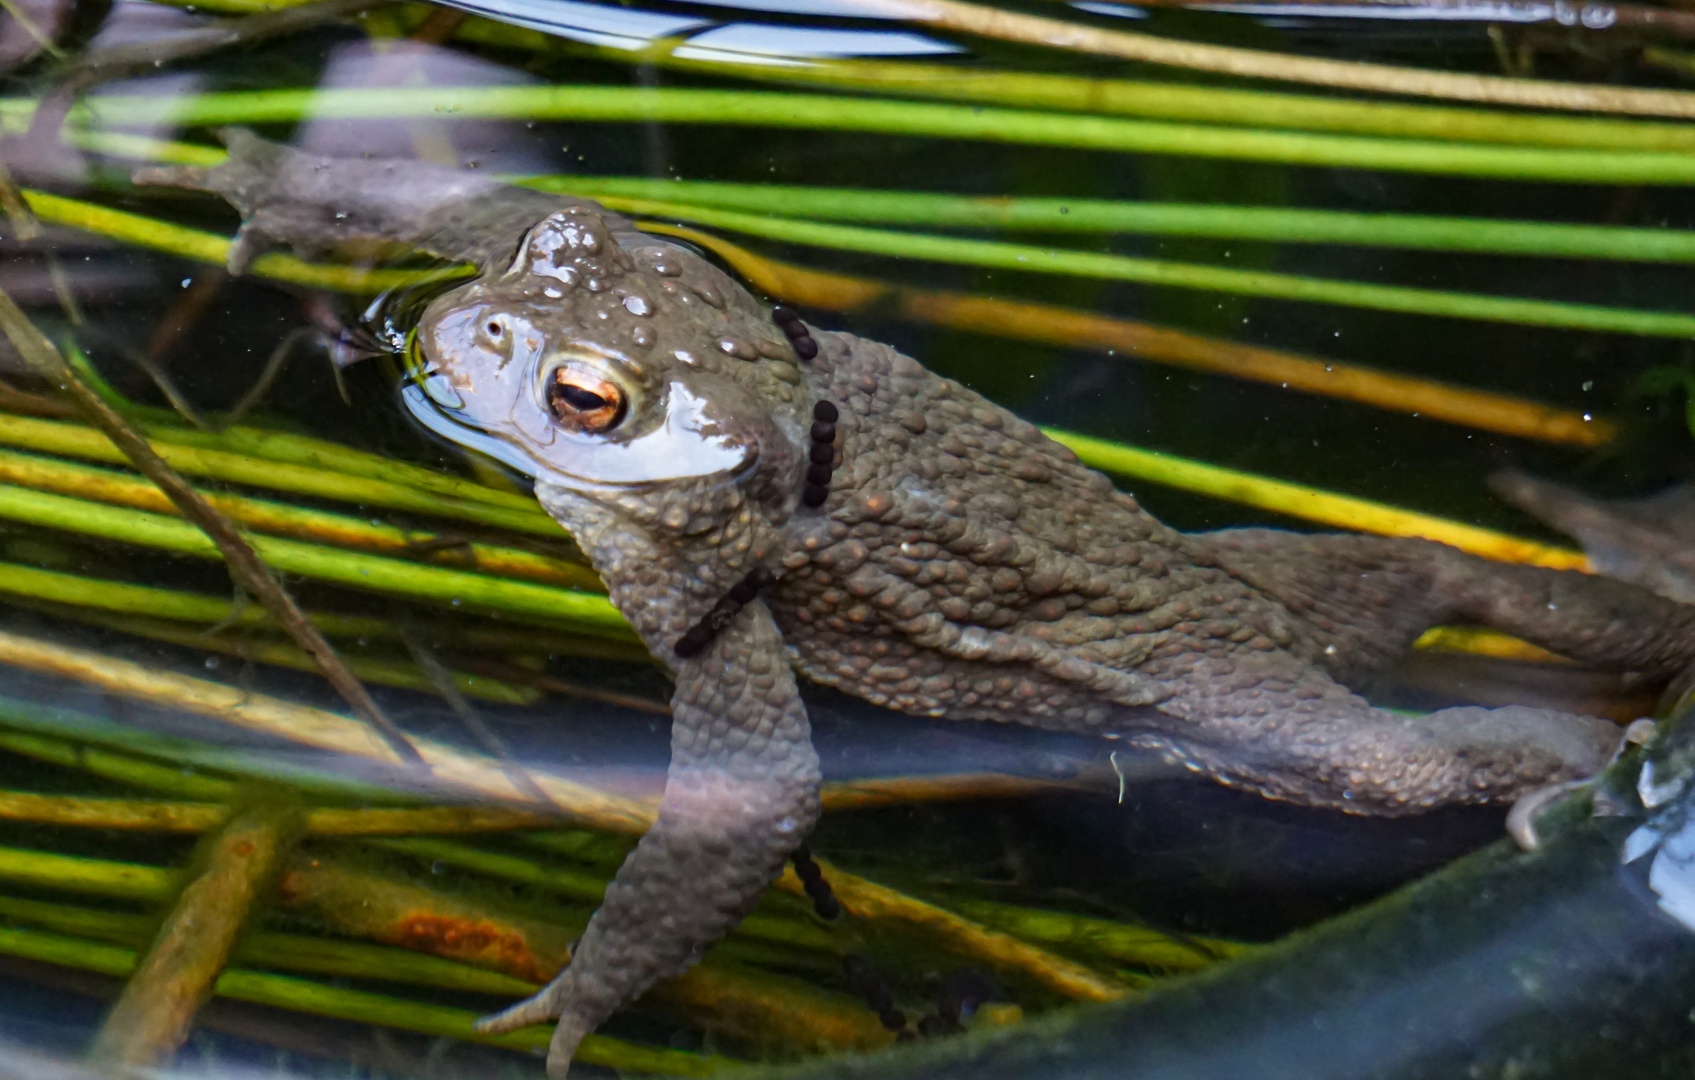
[546,368,626,433]
[486,321,503,338]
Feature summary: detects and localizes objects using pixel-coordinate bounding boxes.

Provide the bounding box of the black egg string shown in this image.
[916,969,999,1037]
[672,566,775,659]
[843,954,912,1037]
[802,400,838,509]
[790,844,839,920]
[772,304,818,361]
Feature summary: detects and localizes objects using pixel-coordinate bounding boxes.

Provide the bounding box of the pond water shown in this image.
[1,0,1695,1076]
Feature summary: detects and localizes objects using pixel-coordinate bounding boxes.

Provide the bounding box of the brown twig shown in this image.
[87,803,302,1066]
[0,286,425,763]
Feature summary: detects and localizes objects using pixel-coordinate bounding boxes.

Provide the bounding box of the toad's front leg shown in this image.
[475,601,820,1076]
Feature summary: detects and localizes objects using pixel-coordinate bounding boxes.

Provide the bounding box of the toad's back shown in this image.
[772,329,1313,734]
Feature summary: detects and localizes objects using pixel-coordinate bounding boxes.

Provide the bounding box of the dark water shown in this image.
[0,0,1694,1075]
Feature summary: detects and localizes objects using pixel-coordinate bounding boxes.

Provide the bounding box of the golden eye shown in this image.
[547,368,626,433]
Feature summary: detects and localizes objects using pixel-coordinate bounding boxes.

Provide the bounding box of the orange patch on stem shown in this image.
[391,912,558,984]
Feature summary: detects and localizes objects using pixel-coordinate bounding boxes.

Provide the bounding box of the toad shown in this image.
[141,132,1695,1076]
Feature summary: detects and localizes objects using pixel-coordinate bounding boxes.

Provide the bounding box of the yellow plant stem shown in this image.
[641,224,1610,449]
[1412,626,1569,664]
[0,411,562,540]
[1045,430,1588,571]
[0,790,567,834]
[819,773,1069,810]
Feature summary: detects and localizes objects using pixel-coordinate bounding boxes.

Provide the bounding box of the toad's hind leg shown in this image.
[1199,529,1695,686]
[475,604,820,1077]
[1152,660,1620,814]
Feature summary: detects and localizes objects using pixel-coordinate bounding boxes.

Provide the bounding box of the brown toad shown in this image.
[143,132,1695,1076]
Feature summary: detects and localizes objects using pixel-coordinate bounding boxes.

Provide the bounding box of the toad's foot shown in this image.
[1505,717,1657,851]
[475,603,820,1077]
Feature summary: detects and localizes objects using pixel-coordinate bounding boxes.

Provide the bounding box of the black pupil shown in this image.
[555,384,609,412]
[486,321,502,336]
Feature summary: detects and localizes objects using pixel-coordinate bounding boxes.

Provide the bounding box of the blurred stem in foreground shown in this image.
[86,804,302,1067]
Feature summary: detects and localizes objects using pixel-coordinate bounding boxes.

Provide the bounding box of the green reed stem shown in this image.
[0,924,725,1074]
[945,898,1242,972]
[613,199,1695,338]
[0,412,559,539]
[369,836,608,904]
[0,483,627,631]
[0,559,391,636]
[529,175,1695,265]
[0,728,241,801]
[0,843,177,901]
[528,37,1695,154]
[0,893,541,995]
[16,86,1695,184]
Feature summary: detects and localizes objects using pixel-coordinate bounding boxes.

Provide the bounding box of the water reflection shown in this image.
[680,23,964,57]
[434,0,965,55]
[433,0,709,50]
